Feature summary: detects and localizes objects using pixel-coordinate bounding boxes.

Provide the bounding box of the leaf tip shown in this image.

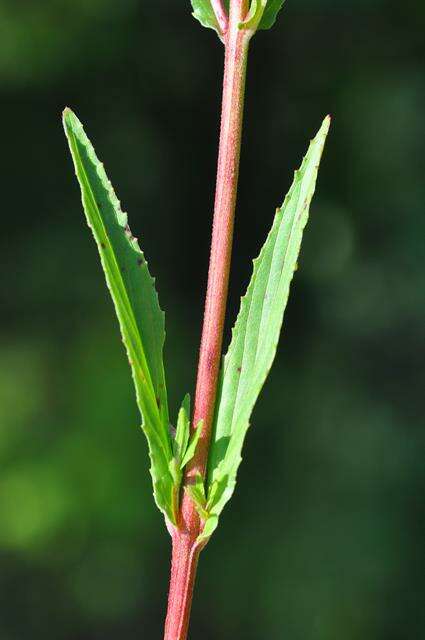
[62,108,82,138]
[311,115,331,153]
[62,106,74,125]
[321,114,331,135]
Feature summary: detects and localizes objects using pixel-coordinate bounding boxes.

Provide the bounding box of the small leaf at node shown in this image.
[174,394,191,461]
[180,420,204,469]
[185,472,208,519]
[191,0,223,37]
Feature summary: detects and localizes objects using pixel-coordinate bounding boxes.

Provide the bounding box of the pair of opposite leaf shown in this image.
[192,0,286,36]
[63,0,330,544]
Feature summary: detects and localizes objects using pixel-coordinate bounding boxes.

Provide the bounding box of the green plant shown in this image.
[63,1,329,637]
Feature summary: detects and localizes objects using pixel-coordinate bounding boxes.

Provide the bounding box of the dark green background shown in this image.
[1,1,424,638]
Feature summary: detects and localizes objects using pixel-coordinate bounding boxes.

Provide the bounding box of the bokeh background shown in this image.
[1,0,424,638]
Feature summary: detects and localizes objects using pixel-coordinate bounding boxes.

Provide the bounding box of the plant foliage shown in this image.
[63,109,201,526]
[191,0,286,35]
[192,116,330,541]
[191,0,222,35]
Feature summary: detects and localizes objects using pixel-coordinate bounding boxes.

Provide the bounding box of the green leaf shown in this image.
[173,394,191,461]
[200,514,219,540]
[185,472,209,519]
[180,420,203,469]
[200,116,330,542]
[63,108,176,524]
[258,0,286,30]
[239,0,266,29]
[191,0,222,35]
[170,395,202,470]
[239,0,286,32]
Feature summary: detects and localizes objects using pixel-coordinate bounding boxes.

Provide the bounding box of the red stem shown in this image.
[163,531,201,640]
[163,2,251,639]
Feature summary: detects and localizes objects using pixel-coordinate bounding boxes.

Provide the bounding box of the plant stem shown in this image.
[163,529,201,640]
[163,2,251,639]
[189,0,251,484]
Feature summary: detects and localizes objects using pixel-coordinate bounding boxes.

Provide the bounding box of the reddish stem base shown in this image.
[163,532,201,640]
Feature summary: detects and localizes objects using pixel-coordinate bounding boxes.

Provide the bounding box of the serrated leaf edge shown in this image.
[63,108,176,522]
[205,116,331,524]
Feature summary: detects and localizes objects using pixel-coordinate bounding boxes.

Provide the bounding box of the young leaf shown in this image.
[63,108,176,524]
[239,0,286,32]
[200,116,330,541]
[173,394,191,461]
[185,473,209,519]
[180,420,203,469]
[239,0,266,30]
[258,0,286,30]
[191,0,222,36]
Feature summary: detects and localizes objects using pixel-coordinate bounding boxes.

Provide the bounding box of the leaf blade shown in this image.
[174,394,191,460]
[202,116,331,538]
[180,420,203,469]
[63,108,175,522]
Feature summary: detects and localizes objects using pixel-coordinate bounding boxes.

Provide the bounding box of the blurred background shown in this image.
[1,0,424,638]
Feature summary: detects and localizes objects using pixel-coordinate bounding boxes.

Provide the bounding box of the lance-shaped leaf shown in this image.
[181,420,203,469]
[199,116,330,541]
[173,394,191,462]
[169,395,203,486]
[63,108,176,523]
